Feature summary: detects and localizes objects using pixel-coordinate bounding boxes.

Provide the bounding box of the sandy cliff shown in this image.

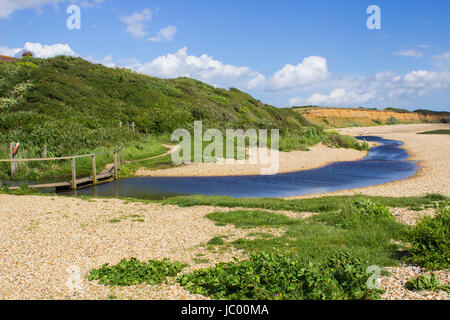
[297,108,450,128]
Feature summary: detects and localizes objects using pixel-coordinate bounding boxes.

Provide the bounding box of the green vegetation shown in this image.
[406,273,449,292]
[178,252,382,300]
[207,210,295,229]
[417,129,450,135]
[384,107,409,113]
[0,56,365,180]
[0,183,39,195]
[414,109,450,116]
[386,116,401,125]
[107,213,145,223]
[279,127,368,152]
[405,206,449,270]
[208,236,226,246]
[162,194,448,214]
[73,193,448,299]
[206,198,406,266]
[86,258,187,286]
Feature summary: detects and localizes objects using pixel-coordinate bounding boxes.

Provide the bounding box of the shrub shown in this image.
[208,236,225,245]
[405,206,449,270]
[352,198,394,220]
[178,252,382,300]
[406,273,449,292]
[86,258,187,286]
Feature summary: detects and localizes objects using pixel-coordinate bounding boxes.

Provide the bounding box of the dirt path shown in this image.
[126,144,179,164]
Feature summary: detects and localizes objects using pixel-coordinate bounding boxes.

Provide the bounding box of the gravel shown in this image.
[381,266,449,300]
[0,194,293,300]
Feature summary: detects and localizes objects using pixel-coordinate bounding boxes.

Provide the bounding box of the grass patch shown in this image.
[86,258,187,286]
[207,236,226,246]
[417,130,450,135]
[162,194,449,213]
[205,198,409,266]
[207,210,295,228]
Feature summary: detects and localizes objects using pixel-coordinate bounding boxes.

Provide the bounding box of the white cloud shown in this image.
[85,53,115,67]
[0,0,105,18]
[133,47,265,90]
[24,42,76,58]
[0,0,61,18]
[0,42,76,58]
[79,0,105,8]
[434,52,450,60]
[0,45,22,56]
[148,25,177,42]
[290,88,375,106]
[288,68,450,107]
[266,56,329,91]
[393,49,423,58]
[120,8,152,39]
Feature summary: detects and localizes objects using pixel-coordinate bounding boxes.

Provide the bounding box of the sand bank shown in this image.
[135,143,368,177]
[287,123,450,198]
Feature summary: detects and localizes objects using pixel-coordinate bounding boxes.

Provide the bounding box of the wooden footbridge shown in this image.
[0,146,123,191]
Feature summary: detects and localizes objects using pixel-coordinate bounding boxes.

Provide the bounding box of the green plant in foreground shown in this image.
[178,252,383,300]
[405,206,449,270]
[405,273,450,292]
[352,197,395,220]
[86,258,187,286]
[208,236,225,245]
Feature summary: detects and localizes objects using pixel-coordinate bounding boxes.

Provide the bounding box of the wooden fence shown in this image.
[0,146,123,190]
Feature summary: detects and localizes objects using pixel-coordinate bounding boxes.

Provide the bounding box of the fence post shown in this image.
[71,157,77,190]
[118,148,122,170]
[10,142,17,176]
[91,154,97,185]
[114,151,118,180]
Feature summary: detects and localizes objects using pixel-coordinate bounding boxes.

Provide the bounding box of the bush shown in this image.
[178,252,382,300]
[406,206,449,270]
[352,198,395,220]
[86,258,187,286]
[406,273,449,292]
[208,236,225,245]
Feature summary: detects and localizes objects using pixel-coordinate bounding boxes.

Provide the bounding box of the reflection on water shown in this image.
[58,136,418,200]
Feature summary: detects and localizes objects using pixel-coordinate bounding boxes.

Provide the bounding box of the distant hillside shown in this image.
[1,56,373,180]
[294,107,450,128]
[0,56,311,157]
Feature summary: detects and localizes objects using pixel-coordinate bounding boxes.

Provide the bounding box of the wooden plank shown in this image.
[8,172,114,191]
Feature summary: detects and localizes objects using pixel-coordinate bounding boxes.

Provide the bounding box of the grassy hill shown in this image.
[0,56,365,180]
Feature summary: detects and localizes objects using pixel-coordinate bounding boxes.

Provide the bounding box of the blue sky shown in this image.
[1,0,449,111]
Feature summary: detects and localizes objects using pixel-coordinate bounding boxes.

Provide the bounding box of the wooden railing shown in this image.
[0,146,123,190]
